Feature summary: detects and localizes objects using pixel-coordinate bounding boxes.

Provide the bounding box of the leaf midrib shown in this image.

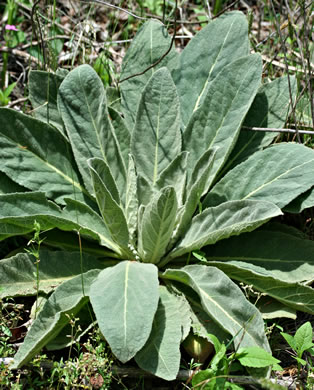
[1,134,89,197]
[192,18,236,113]
[242,158,314,200]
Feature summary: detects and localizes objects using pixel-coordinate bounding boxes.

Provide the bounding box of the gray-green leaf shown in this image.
[183,54,262,185]
[0,250,104,298]
[88,158,129,251]
[173,11,249,125]
[58,64,126,197]
[168,200,282,261]
[222,75,297,175]
[120,20,178,130]
[203,143,314,209]
[135,286,182,380]
[138,186,177,264]
[89,261,159,363]
[12,269,99,368]
[204,229,314,283]
[0,108,90,205]
[28,70,65,134]
[162,265,270,352]
[131,67,181,185]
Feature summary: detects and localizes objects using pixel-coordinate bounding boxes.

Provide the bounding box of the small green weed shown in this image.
[281,321,314,388]
[189,333,281,389]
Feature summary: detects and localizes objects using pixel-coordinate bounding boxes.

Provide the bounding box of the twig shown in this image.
[0,47,52,70]
[212,0,241,19]
[119,0,178,84]
[84,0,150,21]
[242,126,314,136]
[6,97,29,108]
[261,54,312,75]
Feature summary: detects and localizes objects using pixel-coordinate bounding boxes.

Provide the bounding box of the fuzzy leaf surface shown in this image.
[0,108,89,205]
[0,250,104,298]
[28,70,65,133]
[135,286,182,380]
[58,64,126,196]
[207,261,314,314]
[183,54,262,184]
[0,192,124,255]
[155,151,188,207]
[203,143,314,209]
[168,200,282,260]
[223,76,297,174]
[131,68,181,185]
[12,270,99,369]
[169,148,216,248]
[120,20,178,129]
[162,265,270,352]
[108,107,131,168]
[89,261,159,363]
[125,155,138,243]
[256,297,296,320]
[88,158,129,251]
[205,230,314,283]
[138,186,177,263]
[173,11,249,125]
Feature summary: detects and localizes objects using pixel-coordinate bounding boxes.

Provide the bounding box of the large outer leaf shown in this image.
[58,65,126,197]
[0,250,104,298]
[222,76,297,175]
[208,261,314,314]
[257,297,296,320]
[166,200,282,261]
[28,70,65,134]
[120,20,178,130]
[285,187,314,213]
[162,265,270,352]
[0,108,90,205]
[0,172,26,194]
[203,143,314,209]
[89,261,159,363]
[135,286,182,380]
[171,282,230,343]
[12,269,99,369]
[138,186,177,264]
[131,67,181,185]
[183,54,262,184]
[0,192,125,256]
[173,11,249,125]
[88,158,129,251]
[45,303,94,351]
[204,230,314,283]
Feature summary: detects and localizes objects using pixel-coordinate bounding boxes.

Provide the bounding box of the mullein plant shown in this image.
[0,12,314,381]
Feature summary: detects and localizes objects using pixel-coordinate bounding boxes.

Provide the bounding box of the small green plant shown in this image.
[0,81,16,106]
[191,333,281,389]
[281,321,314,385]
[0,11,314,383]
